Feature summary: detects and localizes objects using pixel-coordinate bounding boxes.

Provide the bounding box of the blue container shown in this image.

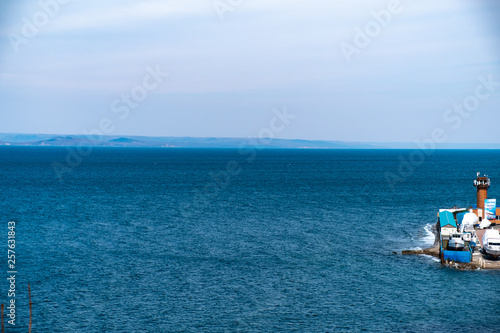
[442,250,471,263]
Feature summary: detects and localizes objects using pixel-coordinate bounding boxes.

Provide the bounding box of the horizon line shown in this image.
[0,132,499,146]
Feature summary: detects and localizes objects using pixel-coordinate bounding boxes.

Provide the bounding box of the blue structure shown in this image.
[439,211,457,228]
[456,212,466,225]
[442,250,471,263]
[439,211,471,263]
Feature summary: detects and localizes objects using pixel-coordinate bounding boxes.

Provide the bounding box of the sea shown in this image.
[1,147,500,332]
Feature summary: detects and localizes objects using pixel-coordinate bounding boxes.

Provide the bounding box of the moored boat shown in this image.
[482,229,500,258]
[448,233,465,251]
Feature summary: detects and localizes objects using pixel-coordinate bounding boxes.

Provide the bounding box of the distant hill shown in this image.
[0,134,377,149]
[107,138,144,146]
[109,138,141,143]
[0,133,498,149]
[0,133,54,142]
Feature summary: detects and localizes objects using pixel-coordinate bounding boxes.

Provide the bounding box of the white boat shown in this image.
[482,229,500,258]
[460,213,478,233]
[448,233,465,250]
[462,232,472,242]
[471,232,479,249]
[479,218,491,229]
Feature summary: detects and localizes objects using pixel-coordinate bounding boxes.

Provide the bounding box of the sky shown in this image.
[0,0,499,143]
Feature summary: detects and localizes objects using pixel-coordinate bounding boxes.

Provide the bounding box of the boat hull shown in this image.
[448,239,465,251]
[483,246,500,258]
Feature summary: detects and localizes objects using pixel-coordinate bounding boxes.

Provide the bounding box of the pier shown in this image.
[403,173,500,270]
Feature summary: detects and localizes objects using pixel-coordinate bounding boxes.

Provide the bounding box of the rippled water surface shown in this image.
[1,147,500,332]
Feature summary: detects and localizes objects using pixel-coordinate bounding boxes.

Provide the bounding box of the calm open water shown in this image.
[1,147,500,332]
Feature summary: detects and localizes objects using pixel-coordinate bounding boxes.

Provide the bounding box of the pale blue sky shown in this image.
[0,0,499,143]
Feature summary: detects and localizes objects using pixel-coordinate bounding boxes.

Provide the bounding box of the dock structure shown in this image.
[472,173,500,219]
[404,173,500,269]
[436,173,500,269]
[474,173,490,212]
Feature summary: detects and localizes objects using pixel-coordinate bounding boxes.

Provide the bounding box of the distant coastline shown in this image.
[0,133,499,149]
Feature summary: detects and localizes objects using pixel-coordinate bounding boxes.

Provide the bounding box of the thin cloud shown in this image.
[19,0,210,33]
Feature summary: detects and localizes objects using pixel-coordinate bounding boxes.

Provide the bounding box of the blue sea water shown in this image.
[1,147,500,332]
